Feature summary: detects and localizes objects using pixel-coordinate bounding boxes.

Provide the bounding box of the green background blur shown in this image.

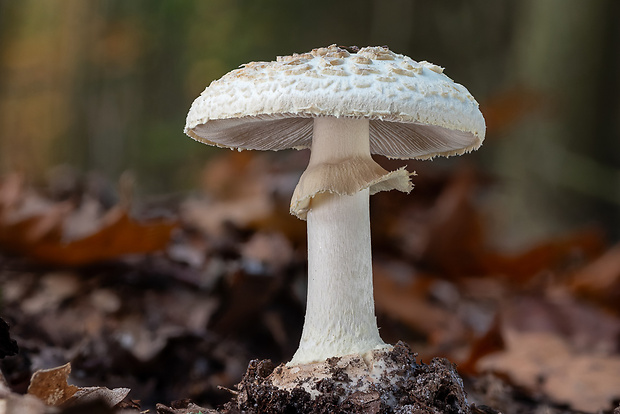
[0,0,619,246]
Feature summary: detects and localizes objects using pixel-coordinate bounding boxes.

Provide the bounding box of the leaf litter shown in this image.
[0,152,618,413]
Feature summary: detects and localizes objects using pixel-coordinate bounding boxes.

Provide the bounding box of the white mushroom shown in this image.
[185,45,485,365]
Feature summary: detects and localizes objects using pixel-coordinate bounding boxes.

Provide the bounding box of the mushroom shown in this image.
[185,45,485,366]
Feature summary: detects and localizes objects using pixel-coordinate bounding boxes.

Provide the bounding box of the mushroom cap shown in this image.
[185,45,485,160]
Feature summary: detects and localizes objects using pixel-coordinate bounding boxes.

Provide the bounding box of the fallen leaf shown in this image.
[200,151,256,200]
[477,330,620,412]
[21,272,81,315]
[459,315,505,375]
[570,242,620,312]
[189,151,306,243]
[241,231,294,273]
[482,228,605,282]
[419,166,487,277]
[26,363,131,410]
[116,316,184,362]
[26,207,177,266]
[186,152,276,237]
[0,174,177,266]
[181,196,273,238]
[61,196,104,241]
[66,386,130,408]
[373,263,453,341]
[499,293,620,354]
[0,173,24,211]
[27,363,78,406]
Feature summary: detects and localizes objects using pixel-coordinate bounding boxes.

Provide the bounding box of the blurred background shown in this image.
[1,1,620,412]
[1,0,618,247]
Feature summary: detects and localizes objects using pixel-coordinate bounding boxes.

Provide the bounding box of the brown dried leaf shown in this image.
[27,363,78,406]
[26,207,176,266]
[0,173,24,211]
[181,154,275,237]
[373,263,452,339]
[0,174,177,266]
[459,315,505,375]
[570,243,620,312]
[3,201,72,243]
[476,292,620,412]
[420,167,487,277]
[241,231,294,271]
[189,151,306,242]
[181,196,273,237]
[481,228,605,282]
[478,330,620,412]
[21,272,81,315]
[1,207,175,266]
[200,151,257,200]
[116,316,183,362]
[26,363,131,410]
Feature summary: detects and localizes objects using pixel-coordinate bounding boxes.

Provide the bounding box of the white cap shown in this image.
[185,45,485,160]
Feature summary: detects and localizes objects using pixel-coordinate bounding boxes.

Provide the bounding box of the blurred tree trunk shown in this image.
[492,0,619,248]
[0,1,93,178]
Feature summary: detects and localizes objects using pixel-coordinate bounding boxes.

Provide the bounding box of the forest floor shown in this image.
[0,151,619,413]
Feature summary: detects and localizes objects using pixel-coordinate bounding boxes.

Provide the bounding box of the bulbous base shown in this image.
[221,342,471,414]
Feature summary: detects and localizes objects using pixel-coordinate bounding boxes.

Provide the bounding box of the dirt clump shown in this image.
[219,341,470,414]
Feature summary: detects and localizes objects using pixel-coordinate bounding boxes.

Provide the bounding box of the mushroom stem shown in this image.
[289,118,388,365]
